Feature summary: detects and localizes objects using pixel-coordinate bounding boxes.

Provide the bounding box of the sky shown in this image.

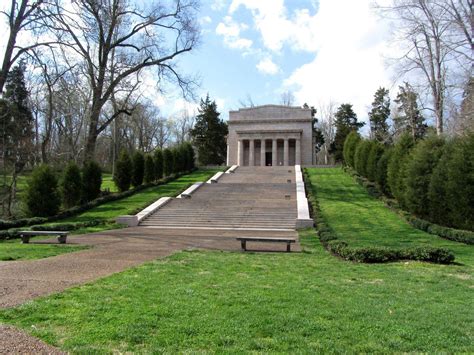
[1,0,397,129]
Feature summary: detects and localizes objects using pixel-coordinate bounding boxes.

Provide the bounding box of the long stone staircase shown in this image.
[140,166,297,231]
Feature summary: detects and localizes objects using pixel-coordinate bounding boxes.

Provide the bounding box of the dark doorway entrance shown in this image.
[265,152,272,166]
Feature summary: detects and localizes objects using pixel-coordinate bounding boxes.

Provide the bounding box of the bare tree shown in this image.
[280,90,295,106]
[171,108,195,144]
[375,0,472,135]
[318,101,337,165]
[47,0,200,161]
[238,94,255,108]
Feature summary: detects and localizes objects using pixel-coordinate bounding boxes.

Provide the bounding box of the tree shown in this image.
[318,100,337,164]
[304,103,325,159]
[162,148,173,177]
[154,149,163,181]
[0,64,34,216]
[331,104,364,162]
[343,131,361,168]
[394,83,427,140]
[60,162,82,208]
[280,91,295,106]
[183,142,195,170]
[25,164,60,217]
[190,95,228,165]
[354,140,373,178]
[369,87,390,143]
[376,148,392,195]
[114,150,132,192]
[82,160,102,202]
[47,0,200,161]
[131,151,144,187]
[366,141,385,182]
[143,155,155,184]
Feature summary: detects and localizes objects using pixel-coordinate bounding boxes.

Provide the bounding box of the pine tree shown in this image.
[154,149,163,181]
[369,87,390,143]
[25,165,60,217]
[60,162,82,208]
[82,160,102,202]
[131,151,145,187]
[190,94,228,165]
[114,150,132,192]
[162,148,173,177]
[330,104,364,162]
[343,131,361,168]
[394,83,427,140]
[143,155,155,184]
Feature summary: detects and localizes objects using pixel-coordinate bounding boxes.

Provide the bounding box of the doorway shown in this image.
[265,152,272,166]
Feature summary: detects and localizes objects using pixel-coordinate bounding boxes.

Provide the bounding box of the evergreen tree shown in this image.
[183,142,195,171]
[162,148,173,177]
[394,83,427,140]
[190,94,228,165]
[366,141,385,182]
[343,131,361,168]
[369,87,390,143]
[143,155,155,184]
[354,140,373,178]
[82,160,102,202]
[114,150,132,192]
[131,151,145,187]
[376,148,392,195]
[25,165,60,217]
[154,149,163,181]
[330,104,364,162]
[304,103,325,154]
[60,162,82,208]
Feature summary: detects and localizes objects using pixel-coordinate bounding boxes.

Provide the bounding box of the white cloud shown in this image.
[199,16,212,24]
[216,16,253,50]
[256,57,280,75]
[211,0,226,11]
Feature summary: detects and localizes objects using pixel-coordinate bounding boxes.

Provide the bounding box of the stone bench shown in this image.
[236,237,296,252]
[19,231,68,244]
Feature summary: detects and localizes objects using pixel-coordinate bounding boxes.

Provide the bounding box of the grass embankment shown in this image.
[0,168,222,261]
[306,168,473,264]
[0,229,472,352]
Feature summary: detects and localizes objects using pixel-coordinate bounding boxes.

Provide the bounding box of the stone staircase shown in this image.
[140,167,297,230]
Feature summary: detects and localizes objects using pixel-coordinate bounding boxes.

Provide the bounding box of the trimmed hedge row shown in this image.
[0,171,192,232]
[302,169,455,264]
[348,168,474,245]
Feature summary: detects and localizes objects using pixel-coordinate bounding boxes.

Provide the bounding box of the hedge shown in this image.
[302,168,455,264]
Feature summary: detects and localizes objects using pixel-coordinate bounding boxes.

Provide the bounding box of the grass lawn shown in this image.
[0,229,472,353]
[0,168,223,261]
[306,167,474,265]
[101,173,117,192]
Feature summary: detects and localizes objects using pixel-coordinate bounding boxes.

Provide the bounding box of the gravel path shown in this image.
[0,325,65,354]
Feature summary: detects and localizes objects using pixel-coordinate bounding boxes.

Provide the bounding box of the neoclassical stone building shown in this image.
[227,105,314,166]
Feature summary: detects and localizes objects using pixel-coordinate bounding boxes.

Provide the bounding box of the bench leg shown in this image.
[286,243,291,252]
[58,235,67,244]
[241,240,246,251]
[21,235,30,244]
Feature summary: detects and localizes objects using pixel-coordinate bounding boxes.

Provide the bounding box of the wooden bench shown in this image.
[19,231,68,244]
[236,237,296,252]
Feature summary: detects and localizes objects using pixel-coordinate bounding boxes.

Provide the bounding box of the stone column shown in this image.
[295,138,301,165]
[272,139,278,166]
[260,139,266,166]
[238,140,244,166]
[283,139,289,166]
[249,139,255,166]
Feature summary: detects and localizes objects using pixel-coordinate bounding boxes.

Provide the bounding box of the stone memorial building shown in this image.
[226,105,315,166]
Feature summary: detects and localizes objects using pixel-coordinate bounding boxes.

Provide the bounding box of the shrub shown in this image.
[154,149,163,181]
[131,151,145,187]
[114,150,132,192]
[354,140,373,178]
[25,165,60,217]
[184,142,196,170]
[82,160,102,202]
[60,162,82,208]
[172,146,184,174]
[143,155,155,184]
[375,148,392,195]
[366,141,385,182]
[343,131,361,168]
[387,133,414,208]
[404,135,445,218]
[163,148,173,177]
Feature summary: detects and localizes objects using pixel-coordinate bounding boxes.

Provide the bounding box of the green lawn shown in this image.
[306,167,474,265]
[0,229,472,352]
[0,169,223,261]
[101,173,117,192]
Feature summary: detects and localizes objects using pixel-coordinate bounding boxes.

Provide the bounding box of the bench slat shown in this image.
[19,231,68,236]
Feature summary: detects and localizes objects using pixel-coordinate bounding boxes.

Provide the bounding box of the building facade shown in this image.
[227,105,314,166]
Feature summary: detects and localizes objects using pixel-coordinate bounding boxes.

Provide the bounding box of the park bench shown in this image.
[236,237,296,252]
[19,231,68,244]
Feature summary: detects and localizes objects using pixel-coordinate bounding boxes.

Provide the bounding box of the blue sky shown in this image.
[157,0,395,125]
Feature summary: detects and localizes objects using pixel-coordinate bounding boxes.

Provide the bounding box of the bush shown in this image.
[366,141,385,182]
[354,140,373,178]
[154,149,163,181]
[143,155,155,184]
[375,148,392,195]
[184,142,196,170]
[163,148,173,177]
[82,160,102,202]
[172,146,184,174]
[404,135,445,218]
[25,165,61,217]
[387,133,414,208]
[343,131,361,168]
[60,162,82,208]
[114,150,132,192]
[131,151,145,187]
